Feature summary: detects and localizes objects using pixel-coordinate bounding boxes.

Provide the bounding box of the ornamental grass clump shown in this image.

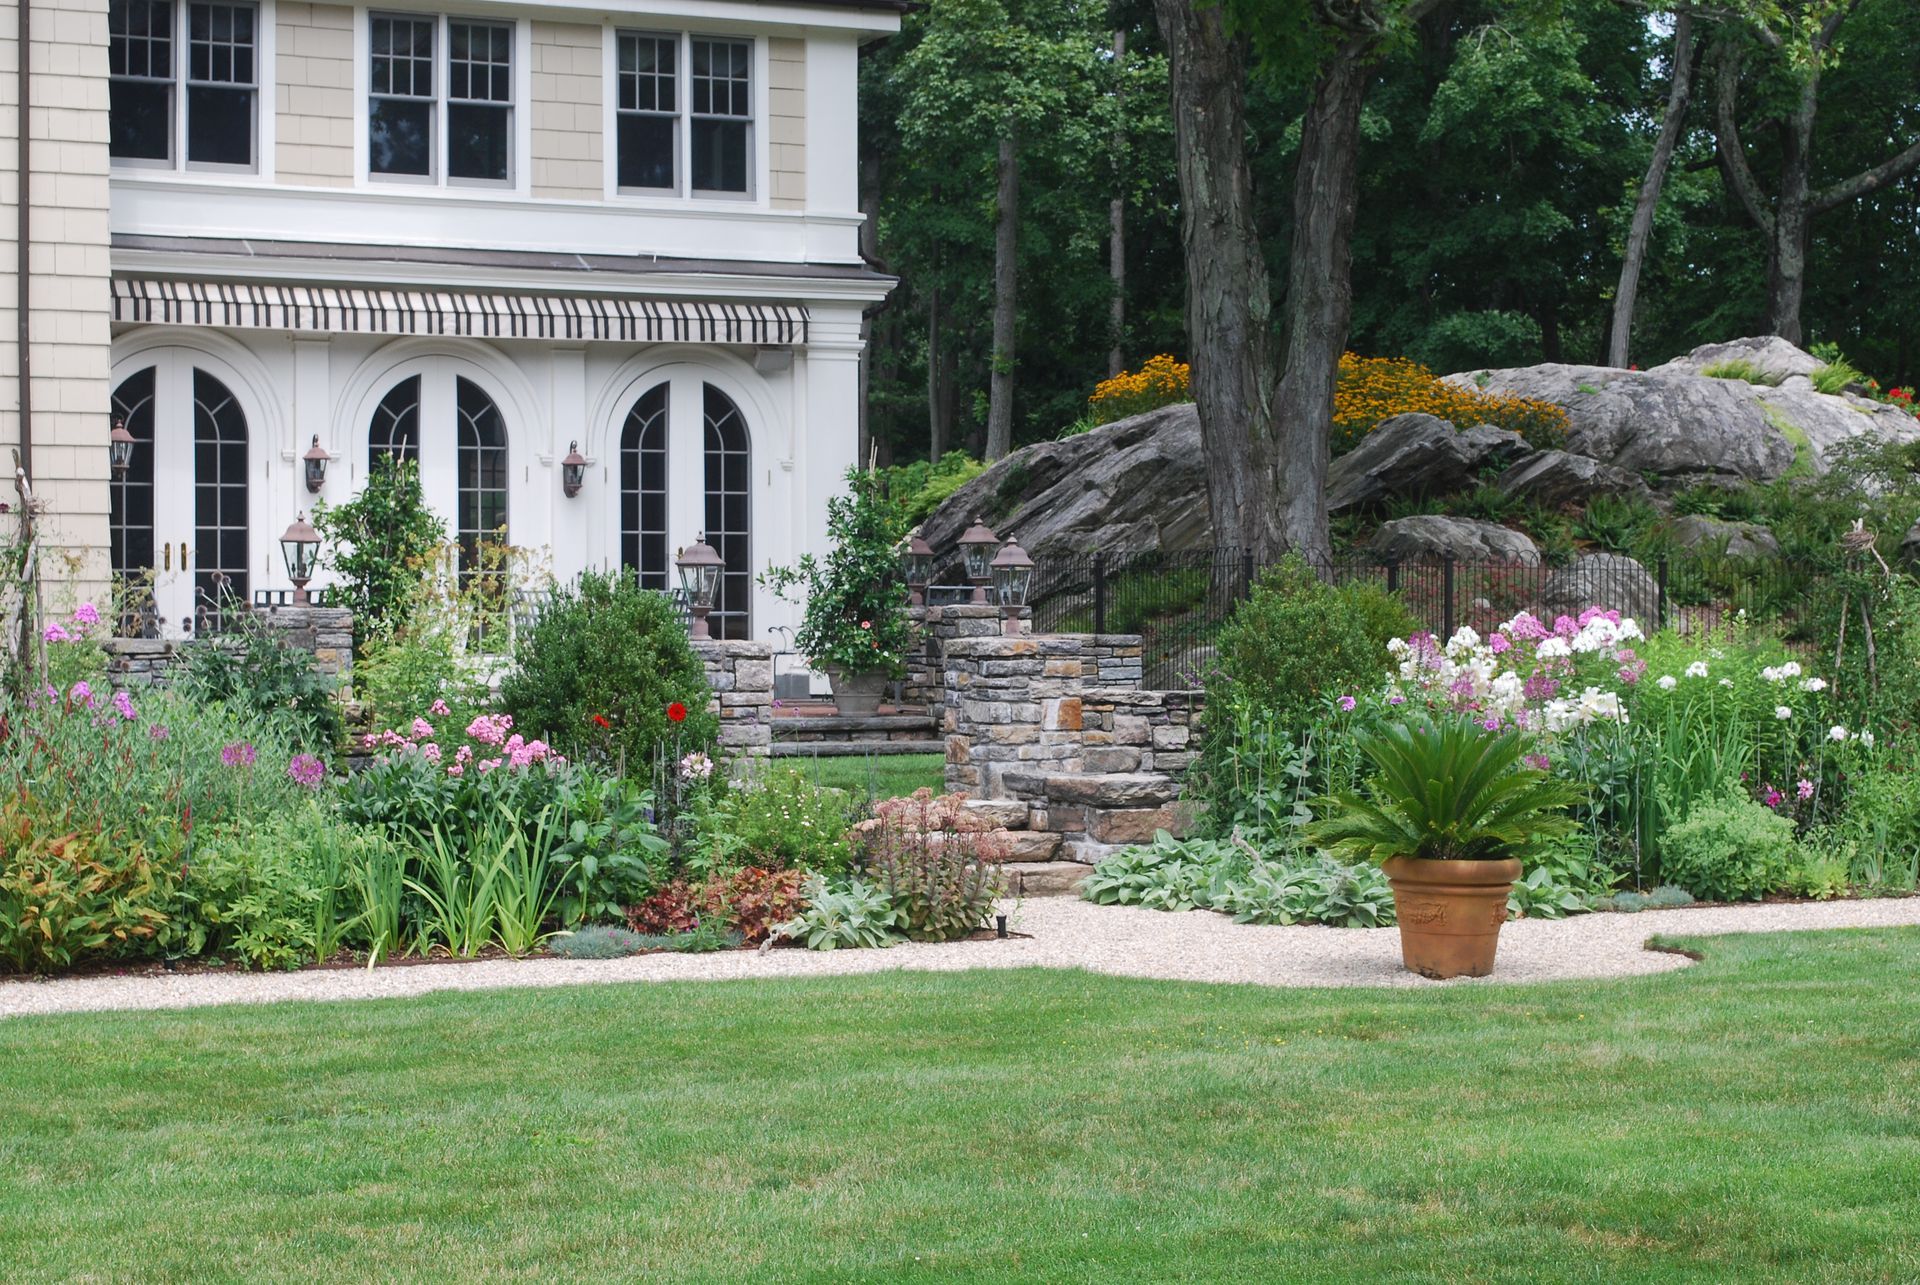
[1309,717,1582,864]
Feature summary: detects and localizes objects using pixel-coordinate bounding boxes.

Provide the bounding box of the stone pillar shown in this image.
[693,638,773,758]
[943,634,1093,798]
[99,605,355,688]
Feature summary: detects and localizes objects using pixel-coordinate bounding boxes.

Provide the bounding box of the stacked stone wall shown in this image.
[693,639,773,758]
[101,606,353,688]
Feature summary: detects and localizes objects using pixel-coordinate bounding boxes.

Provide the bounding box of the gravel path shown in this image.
[4,896,1918,1020]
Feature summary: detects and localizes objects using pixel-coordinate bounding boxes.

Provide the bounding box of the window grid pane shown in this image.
[371,15,434,98]
[448,20,511,103]
[619,384,669,591]
[187,3,254,87]
[193,368,250,614]
[369,376,422,465]
[109,0,174,161]
[703,384,750,641]
[110,0,174,79]
[690,38,750,118]
[617,33,676,114]
[456,377,509,578]
[110,367,158,585]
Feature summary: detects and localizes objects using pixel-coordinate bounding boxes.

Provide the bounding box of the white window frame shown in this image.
[363,11,526,191]
[605,28,763,206]
[109,0,271,176]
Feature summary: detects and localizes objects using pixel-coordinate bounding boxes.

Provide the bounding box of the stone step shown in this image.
[768,740,947,758]
[999,861,1089,898]
[773,714,936,735]
[1000,770,1182,809]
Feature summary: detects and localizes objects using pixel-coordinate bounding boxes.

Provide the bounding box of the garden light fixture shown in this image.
[279,512,321,605]
[958,517,1000,605]
[676,534,725,640]
[989,537,1036,635]
[303,435,332,493]
[561,441,588,498]
[902,531,935,606]
[109,417,136,478]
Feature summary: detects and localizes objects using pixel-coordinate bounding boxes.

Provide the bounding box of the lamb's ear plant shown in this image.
[1308,716,1583,863]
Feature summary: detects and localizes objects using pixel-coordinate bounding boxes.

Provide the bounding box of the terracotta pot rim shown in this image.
[1382,855,1522,880]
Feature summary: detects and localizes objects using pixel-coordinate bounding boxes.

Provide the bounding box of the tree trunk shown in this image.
[1610,9,1695,368]
[1108,27,1128,378]
[1269,46,1372,567]
[927,288,948,461]
[985,132,1020,462]
[1768,83,1817,347]
[1151,0,1274,556]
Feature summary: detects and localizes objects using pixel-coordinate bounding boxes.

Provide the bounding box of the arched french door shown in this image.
[614,379,751,639]
[365,369,508,575]
[110,358,250,635]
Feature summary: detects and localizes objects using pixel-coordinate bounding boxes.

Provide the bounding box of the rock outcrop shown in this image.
[1325,414,1529,512]
[1542,554,1661,622]
[1368,516,1541,564]
[1496,450,1649,506]
[1668,514,1781,558]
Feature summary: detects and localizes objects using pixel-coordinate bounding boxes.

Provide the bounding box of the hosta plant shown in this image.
[1309,717,1582,863]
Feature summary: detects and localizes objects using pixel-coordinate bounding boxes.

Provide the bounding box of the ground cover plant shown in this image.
[2,929,1918,1279]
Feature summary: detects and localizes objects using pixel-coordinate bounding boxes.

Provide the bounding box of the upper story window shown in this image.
[109,0,258,170]
[615,32,752,198]
[370,13,515,185]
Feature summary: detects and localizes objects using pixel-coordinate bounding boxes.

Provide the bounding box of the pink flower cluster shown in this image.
[41,603,100,646]
[362,707,560,778]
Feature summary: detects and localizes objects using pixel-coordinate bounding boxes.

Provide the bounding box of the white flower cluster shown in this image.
[1760,661,1803,683]
[1384,610,1639,732]
[1828,725,1876,747]
[1541,687,1624,732]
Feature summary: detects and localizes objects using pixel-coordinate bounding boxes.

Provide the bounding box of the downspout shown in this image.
[15,0,31,479]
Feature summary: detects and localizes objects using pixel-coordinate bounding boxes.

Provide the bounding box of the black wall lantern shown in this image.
[109,417,136,478]
[303,435,332,493]
[561,441,588,498]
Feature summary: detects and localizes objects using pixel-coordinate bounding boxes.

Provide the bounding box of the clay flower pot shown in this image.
[824,665,891,716]
[1381,856,1521,979]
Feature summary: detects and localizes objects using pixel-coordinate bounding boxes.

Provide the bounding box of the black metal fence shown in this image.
[1028,547,1845,690]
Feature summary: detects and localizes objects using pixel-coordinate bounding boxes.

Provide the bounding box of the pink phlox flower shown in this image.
[454,745,474,765]
[466,713,513,746]
[361,733,379,750]
[1553,615,1578,639]
[422,743,442,764]
[72,602,99,625]
[1523,673,1560,702]
[43,622,72,644]
[112,690,137,721]
[1337,694,1357,712]
[429,698,451,716]
[446,763,465,778]
[1505,613,1549,642]
[476,757,504,774]
[412,717,435,740]
[286,754,327,788]
[1480,716,1501,732]
[1489,633,1512,655]
[378,729,410,749]
[68,680,93,707]
[1797,778,1815,801]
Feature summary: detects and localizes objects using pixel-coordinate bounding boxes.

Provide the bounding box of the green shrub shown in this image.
[1600,885,1695,912]
[180,611,343,752]
[696,866,809,946]
[0,801,174,973]
[689,768,854,876]
[1658,793,1796,900]
[1212,852,1398,927]
[1810,357,1866,396]
[547,924,657,958]
[877,451,988,527]
[761,470,915,677]
[1079,833,1232,911]
[312,455,446,646]
[500,569,716,773]
[774,875,903,950]
[1573,493,1659,552]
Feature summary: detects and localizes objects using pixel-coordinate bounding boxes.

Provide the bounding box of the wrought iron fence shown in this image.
[1028,547,1847,690]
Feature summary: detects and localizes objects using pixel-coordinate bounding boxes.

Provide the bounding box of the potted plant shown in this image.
[762,470,917,716]
[1308,716,1581,979]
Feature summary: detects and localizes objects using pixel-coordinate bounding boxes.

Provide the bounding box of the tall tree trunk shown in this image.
[1610,9,1695,368]
[1270,46,1373,567]
[927,287,949,461]
[985,133,1020,461]
[1108,27,1128,378]
[1151,0,1274,556]
[1768,84,1817,347]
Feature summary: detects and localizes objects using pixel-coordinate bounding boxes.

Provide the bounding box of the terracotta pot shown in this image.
[1381,856,1521,980]
[823,666,891,716]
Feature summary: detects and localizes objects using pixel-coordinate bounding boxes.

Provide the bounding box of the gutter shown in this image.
[14,0,30,478]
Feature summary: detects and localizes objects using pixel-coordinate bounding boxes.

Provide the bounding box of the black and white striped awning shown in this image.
[111,278,809,345]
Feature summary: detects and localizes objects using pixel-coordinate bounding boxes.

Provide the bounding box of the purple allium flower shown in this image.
[286,754,327,788]
[220,741,257,768]
[1523,753,1551,772]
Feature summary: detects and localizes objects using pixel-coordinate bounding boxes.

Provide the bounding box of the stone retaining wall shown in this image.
[693,639,773,757]
[902,602,1032,713]
[102,606,354,688]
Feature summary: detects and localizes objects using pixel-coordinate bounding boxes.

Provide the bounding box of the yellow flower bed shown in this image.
[1089,354,1192,426]
[1333,354,1568,454]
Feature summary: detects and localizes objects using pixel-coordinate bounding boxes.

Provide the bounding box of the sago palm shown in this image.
[1308,716,1583,863]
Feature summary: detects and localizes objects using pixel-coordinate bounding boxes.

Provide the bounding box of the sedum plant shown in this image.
[1309,717,1582,863]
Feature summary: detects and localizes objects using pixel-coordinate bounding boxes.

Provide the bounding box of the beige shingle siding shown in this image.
[531,22,602,200]
[768,37,804,209]
[275,3,354,187]
[0,0,114,595]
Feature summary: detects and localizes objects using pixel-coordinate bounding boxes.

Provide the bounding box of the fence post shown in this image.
[1385,559,1400,596]
[1092,552,1107,635]
[1240,548,1255,601]
[1442,555,1457,640]
[1657,556,1669,630]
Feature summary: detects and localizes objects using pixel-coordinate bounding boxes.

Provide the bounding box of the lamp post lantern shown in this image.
[279,512,322,605]
[675,534,725,640]
[901,531,935,607]
[989,537,1036,636]
[958,517,1001,606]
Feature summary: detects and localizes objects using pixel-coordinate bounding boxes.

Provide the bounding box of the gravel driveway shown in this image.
[4,896,1917,1020]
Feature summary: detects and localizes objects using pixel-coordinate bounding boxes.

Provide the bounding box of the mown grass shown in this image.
[2,928,1917,1281]
[791,750,946,801]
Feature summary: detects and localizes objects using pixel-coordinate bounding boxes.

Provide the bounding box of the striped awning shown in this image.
[111,277,809,345]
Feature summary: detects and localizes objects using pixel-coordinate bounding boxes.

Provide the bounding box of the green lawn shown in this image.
[791,750,946,801]
[4,929,1918,1281]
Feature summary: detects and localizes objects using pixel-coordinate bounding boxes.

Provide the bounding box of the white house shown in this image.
[2,0,901,642]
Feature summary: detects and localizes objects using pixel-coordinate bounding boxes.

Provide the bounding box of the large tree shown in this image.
[1712,0,1920,344]
[1152,0,1445,564]
[1610,7,1701,367]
